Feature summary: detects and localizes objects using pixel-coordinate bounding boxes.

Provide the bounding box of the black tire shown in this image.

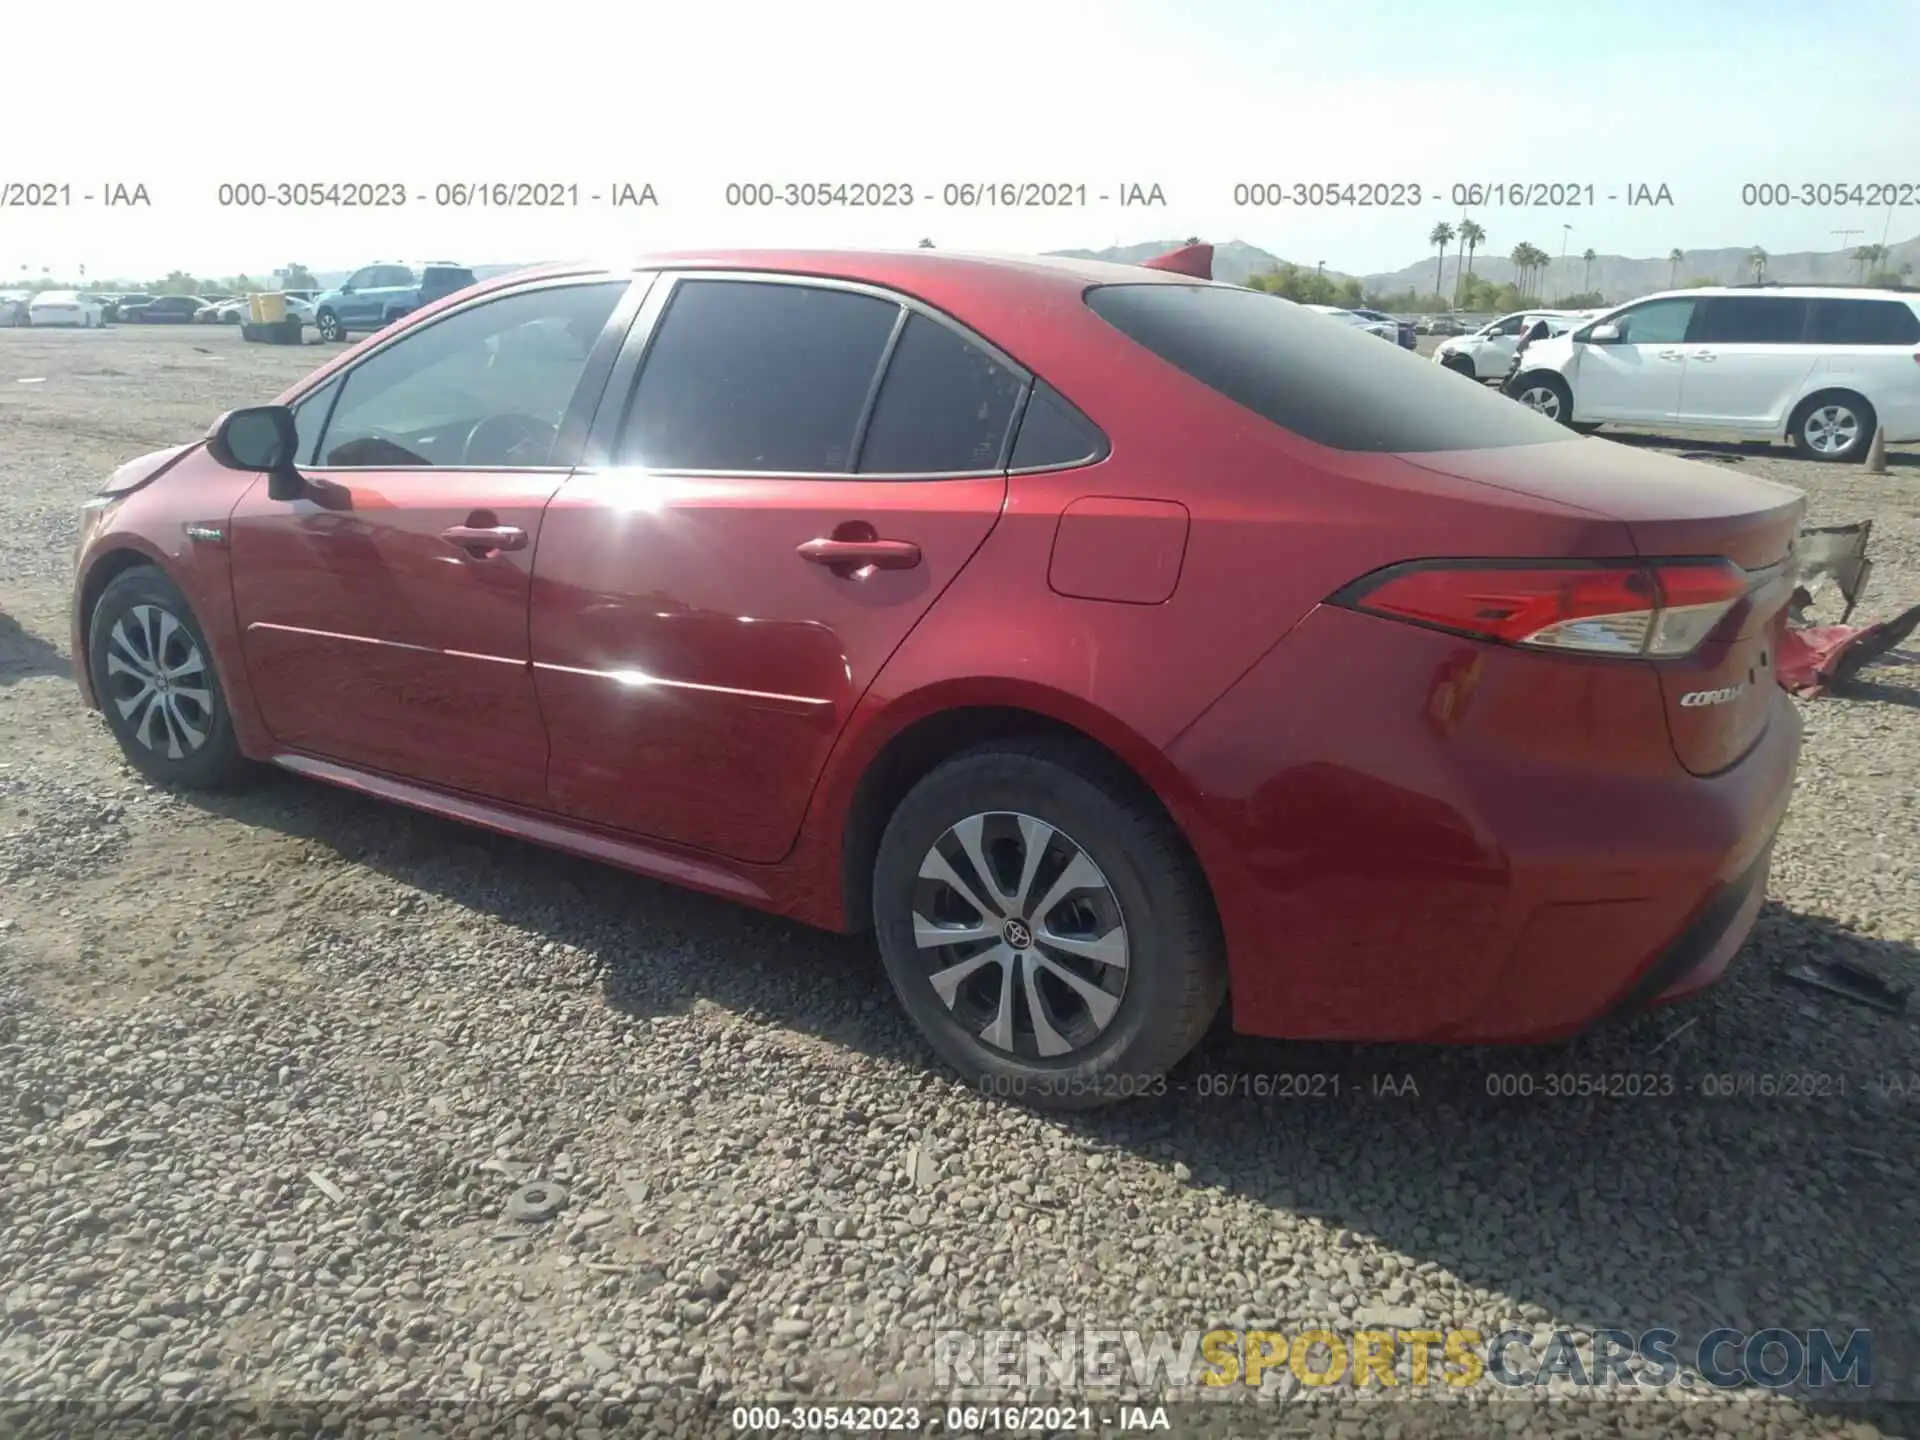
[1789,391,1875,463]
[316,308,345,343]
[1509,371,1576,426]
[872,739,1225,1110]
[87,566,252,790]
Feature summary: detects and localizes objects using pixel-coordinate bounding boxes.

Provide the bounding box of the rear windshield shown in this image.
[1086,283,1578,452]
[423,267,477,292]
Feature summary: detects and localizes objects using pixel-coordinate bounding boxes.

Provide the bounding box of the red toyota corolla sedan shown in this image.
[70,250,1804,1107]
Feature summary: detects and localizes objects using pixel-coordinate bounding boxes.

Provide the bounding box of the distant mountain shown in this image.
[1360,234,1920,301]
[1051,235,1919,302]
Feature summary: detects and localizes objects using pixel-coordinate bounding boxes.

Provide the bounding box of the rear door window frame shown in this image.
[586,270,1107,479]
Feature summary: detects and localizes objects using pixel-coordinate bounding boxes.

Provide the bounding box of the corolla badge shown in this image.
[1680,684,1746,708]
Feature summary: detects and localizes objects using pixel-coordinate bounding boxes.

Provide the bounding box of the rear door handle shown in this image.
[797,537,922,573]
[441,524,527,555]
[1691,351,1717,363]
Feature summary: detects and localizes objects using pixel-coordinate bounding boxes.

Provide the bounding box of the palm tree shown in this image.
[917,238,935,249]
[1581,248,1596,292]
[1509,242,1531,300]
[1460,220,1486,281]
[1852,243,1885,281]
[1747,247,1768,282]
[1668,249,1684,288]
[1429,222,1454,300]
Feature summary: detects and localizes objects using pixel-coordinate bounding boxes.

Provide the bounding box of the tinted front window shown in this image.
[291,378,340,465]
[316,281,625,468]
[1690,296,1808,344]
[1808,298,1920,345]
[1086,283,1576,453]
[857,314,1025,474]
[373,267,415,288]
[1010,381,1107,470]
[1608,298,1694,345]
[622,280,899,472]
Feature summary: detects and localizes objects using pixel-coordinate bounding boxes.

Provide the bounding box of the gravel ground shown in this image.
[1,325,1917,1438]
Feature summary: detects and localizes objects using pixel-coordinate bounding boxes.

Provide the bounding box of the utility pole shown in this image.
[1832,228,1863,282]
[1560,224,1571,297]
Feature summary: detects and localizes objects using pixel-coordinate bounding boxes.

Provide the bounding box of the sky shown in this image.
[4,0,1919,283]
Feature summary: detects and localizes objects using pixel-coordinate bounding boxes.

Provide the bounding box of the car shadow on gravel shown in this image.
[0,610,69,687]
[188,769,1918,1390]
[1832,676,1920,710]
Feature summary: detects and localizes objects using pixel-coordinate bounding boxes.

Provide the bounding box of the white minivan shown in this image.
[1504,285,1920,462]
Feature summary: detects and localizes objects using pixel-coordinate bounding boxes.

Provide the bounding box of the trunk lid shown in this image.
[1407,438,1806,775]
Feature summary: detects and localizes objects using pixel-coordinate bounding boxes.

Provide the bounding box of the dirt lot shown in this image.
[2,324,1918,1437]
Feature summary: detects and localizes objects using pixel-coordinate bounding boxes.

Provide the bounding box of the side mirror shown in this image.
[207,405,302,499]
[1587,322,1622,343]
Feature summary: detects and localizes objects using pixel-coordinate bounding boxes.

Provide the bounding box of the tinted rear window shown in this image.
[1010,381,1108,470]
[856,314,1025,474]
[422,267,476,292]
[1085,283,1576,452]
[1807,297,1920,345]
[1690,296,1808,344]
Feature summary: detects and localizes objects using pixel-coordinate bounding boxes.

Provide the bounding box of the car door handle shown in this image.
[1691,351,1717,362]
[1657,349,1684,361]
[441,524,527,554]
[797,537,922,572]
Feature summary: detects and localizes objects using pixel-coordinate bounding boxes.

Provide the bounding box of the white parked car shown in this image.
[1432,309,1588,380]
[212,293,317,325]
[26,291,104,328]
[1303,303,1398,341]
[1504,286,1920,462]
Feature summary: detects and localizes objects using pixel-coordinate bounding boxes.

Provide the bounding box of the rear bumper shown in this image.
[1166,605,1801,1044]
[1615,836,1772,1011]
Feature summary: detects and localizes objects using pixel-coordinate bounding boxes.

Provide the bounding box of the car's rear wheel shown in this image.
[87,567,251,790]
[316,308,344,343]
[872,740,1224,1110]
[1790,391,1875,463]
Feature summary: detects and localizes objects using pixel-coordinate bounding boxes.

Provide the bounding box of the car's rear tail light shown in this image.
[1332,559,1749,658]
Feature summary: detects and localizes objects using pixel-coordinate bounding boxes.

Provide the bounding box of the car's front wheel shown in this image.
[1441,353,1477,379]
[1510,372,1575,425]
[316,308,345,342]
[872,740,1225,1110]
[87,566,251,790]
[1790,391,1875,463]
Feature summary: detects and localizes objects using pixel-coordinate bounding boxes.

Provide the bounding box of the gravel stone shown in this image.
[0,329,1914,1436]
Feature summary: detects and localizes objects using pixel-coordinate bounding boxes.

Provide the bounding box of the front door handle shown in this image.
[441,524,527,555]
[1691,351,1717,363]
[797,537,922,574]
[1656,349,1684,361]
